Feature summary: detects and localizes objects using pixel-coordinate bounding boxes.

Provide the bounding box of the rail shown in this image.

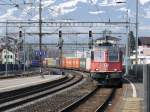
[0,73,83,111]
[60,87,116,112]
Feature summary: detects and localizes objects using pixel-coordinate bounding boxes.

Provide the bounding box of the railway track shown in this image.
[60,87,116,112]
[0,72,83,111]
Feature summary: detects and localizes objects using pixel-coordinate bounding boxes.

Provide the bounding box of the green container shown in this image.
[80,58,86,69]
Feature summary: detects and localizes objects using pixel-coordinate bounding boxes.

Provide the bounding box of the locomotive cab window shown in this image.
[108,50,119,61]
[94,50,104,62]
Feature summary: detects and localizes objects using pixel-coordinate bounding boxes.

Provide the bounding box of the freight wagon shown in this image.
[44,58,59,67]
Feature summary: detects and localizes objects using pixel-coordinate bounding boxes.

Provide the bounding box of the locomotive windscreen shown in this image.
[108,47,119,61]
[93,46,120,62]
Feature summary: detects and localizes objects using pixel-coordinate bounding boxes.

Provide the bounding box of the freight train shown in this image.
[61,50,122,86]
[33,38,123,87]
[41,47,123,87]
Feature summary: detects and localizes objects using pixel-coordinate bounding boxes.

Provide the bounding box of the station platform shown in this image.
[107,76,144,112]
[0,74,64,93]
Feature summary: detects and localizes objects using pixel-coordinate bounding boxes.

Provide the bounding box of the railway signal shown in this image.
[19,31,22,37]
[88,30,93,49]
[88,30,94,60]
[58,30,64,67]
[58,31,64,50]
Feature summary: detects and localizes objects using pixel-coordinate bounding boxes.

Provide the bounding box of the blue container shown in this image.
[31,60,40,67]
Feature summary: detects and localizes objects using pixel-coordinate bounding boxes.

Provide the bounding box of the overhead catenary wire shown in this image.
[89,0,104,22]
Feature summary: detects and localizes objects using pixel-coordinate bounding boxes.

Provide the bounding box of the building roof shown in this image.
[96,36,121,41]
[139,37,150,45]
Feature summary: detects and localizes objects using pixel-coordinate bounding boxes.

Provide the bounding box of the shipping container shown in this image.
[86,58,91,70]
[63,50,88,58]
[62,58,80,69]
[44,58,59,67]
[31,60,40,67]
[63,50,76,58]
[43,60,47,66]
[80,58,86,69]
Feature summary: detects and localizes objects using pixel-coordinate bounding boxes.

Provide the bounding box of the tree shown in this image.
[128,31,136,55]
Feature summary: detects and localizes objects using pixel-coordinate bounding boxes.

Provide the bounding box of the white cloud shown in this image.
[49,0,88,16]
[98,0,125,7]
[143,8,150,18]
[31,14,39,20]
[50,7,77,17]
[89,10,104,15]
[89,0,99,4]
[0,8,18,20]
[57,0,87,8]
[42,0,55,8]
[139,26,150,30]
[20,6,33,18]
[118,7,127,12]
[139,0,150,5]
[144,11,150,18]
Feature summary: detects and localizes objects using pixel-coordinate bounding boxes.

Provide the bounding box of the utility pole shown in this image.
[39,0,43,77]
[23,29,26,72]
[135,0,139,77]
[5,21,8,76]
[125,10,129,75]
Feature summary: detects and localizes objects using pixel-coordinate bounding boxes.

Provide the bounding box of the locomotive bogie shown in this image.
[91,72,122,87]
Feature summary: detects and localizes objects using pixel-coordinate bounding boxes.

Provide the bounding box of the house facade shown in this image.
[1,49,15,64]
[130,37,150,64]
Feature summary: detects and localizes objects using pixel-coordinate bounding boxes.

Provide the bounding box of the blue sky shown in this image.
[0,0,150,43]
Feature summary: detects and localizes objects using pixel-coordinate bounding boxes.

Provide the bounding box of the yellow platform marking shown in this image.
[121,98,143,112]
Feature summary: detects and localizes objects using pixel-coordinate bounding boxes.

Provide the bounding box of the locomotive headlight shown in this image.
[95,69,99,71]
[114,69,117,71]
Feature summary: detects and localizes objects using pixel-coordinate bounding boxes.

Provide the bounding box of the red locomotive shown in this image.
[90,37,123,86]
[90,47,123,86]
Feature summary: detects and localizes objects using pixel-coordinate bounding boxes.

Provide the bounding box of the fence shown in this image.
[143,64,150,112]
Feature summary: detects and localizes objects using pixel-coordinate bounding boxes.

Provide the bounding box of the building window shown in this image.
[140,51,143,54]
[10,55,13,59]
[4,55,6,58]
